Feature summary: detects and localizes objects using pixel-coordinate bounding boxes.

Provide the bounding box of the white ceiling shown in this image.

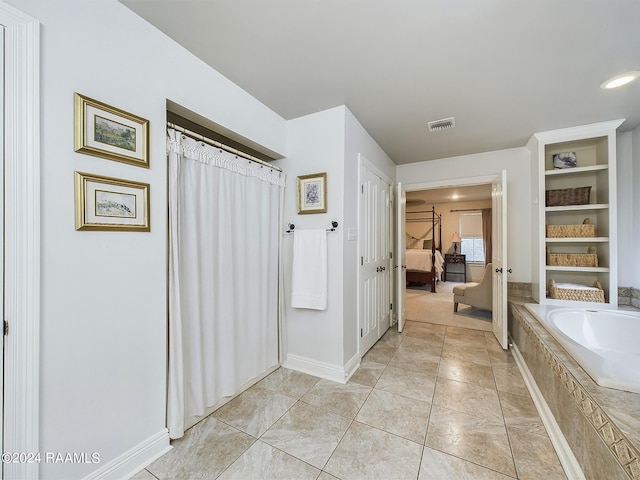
[122,0,640,165]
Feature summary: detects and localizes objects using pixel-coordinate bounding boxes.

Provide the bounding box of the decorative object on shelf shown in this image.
[548,279,605,303]
[546,246,599,267]
[74,92,149,167]
[75,171,150,231]
[552,151,577,169]
[545,186,591,206]
[546,218,595,238]
[450,232,461,255]
[297,172,327,214]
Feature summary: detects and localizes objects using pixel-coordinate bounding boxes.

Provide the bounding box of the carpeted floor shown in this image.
[405,280,493,332]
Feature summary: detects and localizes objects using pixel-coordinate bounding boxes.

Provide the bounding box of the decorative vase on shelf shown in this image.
[552,151,577,169]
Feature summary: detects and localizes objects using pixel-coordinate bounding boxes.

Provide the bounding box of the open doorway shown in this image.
[403,183,494,332]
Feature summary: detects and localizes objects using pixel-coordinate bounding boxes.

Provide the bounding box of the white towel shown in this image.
[291,229,327,310]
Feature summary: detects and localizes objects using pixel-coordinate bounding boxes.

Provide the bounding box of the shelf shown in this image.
[545,266,609,273]
[543,298,614,307]
[545,237,608,243]
[545,164,608,176]
[532,120,621,308]
[545,203,608,213]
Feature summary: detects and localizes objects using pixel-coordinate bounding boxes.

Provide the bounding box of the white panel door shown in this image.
[492,170,508,349]
[395,183,406,332]
[359,159,392,355]
[378,175,391,335]
[360,163,379,354]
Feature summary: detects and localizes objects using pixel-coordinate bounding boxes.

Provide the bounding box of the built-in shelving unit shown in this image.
[528,120,624,307]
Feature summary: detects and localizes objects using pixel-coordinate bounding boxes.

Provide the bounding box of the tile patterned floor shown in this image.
[133,321,568,479]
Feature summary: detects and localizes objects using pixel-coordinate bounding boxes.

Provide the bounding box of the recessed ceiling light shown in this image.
[600,71,640,89]
[451,194,459,200]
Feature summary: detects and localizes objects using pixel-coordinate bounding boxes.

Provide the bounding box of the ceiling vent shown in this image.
[427,117,455,132]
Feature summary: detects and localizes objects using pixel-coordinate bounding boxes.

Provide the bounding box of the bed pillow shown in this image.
[407,238,421,249]
[423,239,432,250]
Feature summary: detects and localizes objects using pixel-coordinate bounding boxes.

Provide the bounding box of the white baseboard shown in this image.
[342,352,361,383]
[283,353,360,384]
[81,429,171,480]
[510,341,585,480]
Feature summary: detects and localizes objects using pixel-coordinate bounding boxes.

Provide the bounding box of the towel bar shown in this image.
[285,221,338,234]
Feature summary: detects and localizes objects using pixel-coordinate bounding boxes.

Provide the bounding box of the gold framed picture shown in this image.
[74,93,149,167]
[75,172,150,231]
[297,172,327,214]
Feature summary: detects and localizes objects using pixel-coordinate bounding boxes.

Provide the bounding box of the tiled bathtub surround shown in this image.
[619,287,640,309]
[509,302,640,480]
[508,282,533,299]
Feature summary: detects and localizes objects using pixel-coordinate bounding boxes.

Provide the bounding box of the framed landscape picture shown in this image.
[74,93,149,167]
[75,172,150,231]
[297,172,327,214]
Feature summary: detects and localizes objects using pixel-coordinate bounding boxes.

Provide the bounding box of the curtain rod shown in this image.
[450,208,482,213]
[407,210,441,215]
[167,122,282,172]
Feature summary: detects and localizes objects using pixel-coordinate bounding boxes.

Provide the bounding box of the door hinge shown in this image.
[3,320,8,336]
[390,251,393,259]
[360,256,363,266]
[361,184,364,194]
[360,328,363,337]
[390,303,393,311]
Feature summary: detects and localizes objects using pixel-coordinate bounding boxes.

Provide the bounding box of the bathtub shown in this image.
[524,304,640,394]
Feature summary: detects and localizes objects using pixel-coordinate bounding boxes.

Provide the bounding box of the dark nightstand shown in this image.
[444,254,466,283]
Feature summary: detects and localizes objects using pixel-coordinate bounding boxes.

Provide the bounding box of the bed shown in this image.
[405,205,443,292]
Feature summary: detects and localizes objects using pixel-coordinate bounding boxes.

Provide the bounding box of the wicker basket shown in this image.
[546,218,595,238]
[545,186,591,206]
[546,246,598,267]
[548,279,605,303]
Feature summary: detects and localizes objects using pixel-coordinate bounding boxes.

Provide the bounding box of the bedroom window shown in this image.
[459,213,485,263]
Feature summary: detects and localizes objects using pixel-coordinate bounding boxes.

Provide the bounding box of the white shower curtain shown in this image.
[167,129,285,439]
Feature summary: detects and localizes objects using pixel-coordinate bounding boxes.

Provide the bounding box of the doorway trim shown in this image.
[2,4,41,480]
[402,175,497,193]
[401,174,503,329]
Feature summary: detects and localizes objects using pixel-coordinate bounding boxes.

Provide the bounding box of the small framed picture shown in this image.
[75,171,150,231]
[74,93,149,167]
[297,172,327,214]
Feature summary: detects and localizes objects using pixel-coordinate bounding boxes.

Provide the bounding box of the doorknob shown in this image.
[508,268,512,273]
[495,268,503,273]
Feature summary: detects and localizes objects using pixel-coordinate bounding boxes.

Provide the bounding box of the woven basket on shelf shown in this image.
[548,279,605,303]
[546,246,598,267]
[545,186,591,206]
[546,218,595,238]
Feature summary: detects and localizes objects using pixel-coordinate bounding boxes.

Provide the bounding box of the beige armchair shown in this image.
[453,263,493,312]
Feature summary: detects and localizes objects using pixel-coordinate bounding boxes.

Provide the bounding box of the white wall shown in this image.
[277,107,346,376]
[616,132,634,287]
[632,126,640,287]
[8,1,287,478]
[276,106,395,380]
[397,147,532,283]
